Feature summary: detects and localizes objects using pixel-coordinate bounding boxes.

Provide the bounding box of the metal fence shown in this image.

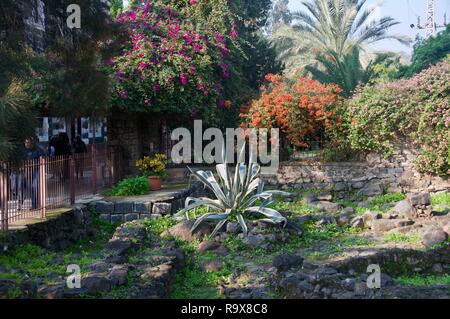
[0,144,122,231]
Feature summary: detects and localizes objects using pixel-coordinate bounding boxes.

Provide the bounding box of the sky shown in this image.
[288,0,450,55]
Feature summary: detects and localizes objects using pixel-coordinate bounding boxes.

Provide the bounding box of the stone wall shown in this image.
[92,182,204,224]
[266,148,449,196]
[0,206,94,252]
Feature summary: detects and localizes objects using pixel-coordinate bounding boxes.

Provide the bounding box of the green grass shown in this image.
[431,192,450,206]
[383,232,421,245]
[142,216,177,235]
[395,274,450,286]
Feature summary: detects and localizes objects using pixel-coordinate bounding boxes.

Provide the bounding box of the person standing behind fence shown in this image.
[73,135,87,179]
[18,137,45,210]
[55,132,72,179]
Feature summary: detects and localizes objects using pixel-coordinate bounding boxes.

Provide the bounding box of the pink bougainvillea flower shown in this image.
[154,83,161,92]
[190,0,197,5]
[180,74,188,86]
[139,61,148,68]
[119,90,128,99]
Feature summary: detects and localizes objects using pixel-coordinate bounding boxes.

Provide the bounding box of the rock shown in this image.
[362,211,382,224]
[105,255,128,264]
[304,193,318,205]
[310,201,342,213]
[162,220,211,242]
[360,183,383,197]
[124,213,139,222]
[407,192,431,206]
[134,202,152,213]
[108,265,129,286]
[342,207,355,215]
[391,200,416,219]
[370,219,414,232]
[99,214,111,223]
[113,222,147,243]
[38,283,65,299]
[294,214,313,224]
[140,263,174,284]
[198,241,221,253]
[243,234,266,248]
[337,213,351,226]
[105,239,132,256]
[286,220,304,236]
[341,278,356,291]
[420,227,448,247]
[114,202,134,214]
[163,247,186,270]
[272,253,304,271]
[94,201,114,214]
[358,201,369,208]
[443,223,450,237]
[90,262,111,273]
[200,260,223,272]
[82,273,111,294]
[226,222,240,234]
[110,214,124,223]
[432,263,443,273]
[350,217,364,229]
[152,202,172,215]
[317,193,333,201]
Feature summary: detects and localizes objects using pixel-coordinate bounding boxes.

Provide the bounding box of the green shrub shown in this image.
[107,176,149,196]
[346,59,450,175]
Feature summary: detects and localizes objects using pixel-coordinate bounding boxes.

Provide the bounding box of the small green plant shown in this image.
[395,274,450,286]
[383,232,421,244]
[431,192,450,206]
[136,153,168,177]
[174,143,289,237]
[107,176,149,196]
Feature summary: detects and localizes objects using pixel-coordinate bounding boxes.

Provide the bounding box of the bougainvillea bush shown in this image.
[240,74,344,149]
[109,1,235,123]
[347,59,450,176]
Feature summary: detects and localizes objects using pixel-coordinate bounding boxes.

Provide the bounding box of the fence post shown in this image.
[39,157,46,219]
[92,120,97,194]
[0,163,9,231]
[69,156,75,205]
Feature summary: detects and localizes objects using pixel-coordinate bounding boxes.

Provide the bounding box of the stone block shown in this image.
[134,202,152,213]
[94,201,114,214]
[114,202,134,214]
[152,202,172,215]
[111,214,124,223]
[124,213,139,222]
[99,214,111,223]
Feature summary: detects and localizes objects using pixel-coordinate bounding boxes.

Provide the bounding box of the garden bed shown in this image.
[1,190,449,299]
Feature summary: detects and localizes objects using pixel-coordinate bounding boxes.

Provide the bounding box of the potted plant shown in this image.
[136,154,168,191]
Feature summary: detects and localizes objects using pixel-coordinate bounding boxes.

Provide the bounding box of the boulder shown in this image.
[198,241,230,255]
[407,192,431,206]
[362,211,382,224]
[82,273,111,294]
[105,239,132,256]
[350,217,365,229]
[443,223,450,237]
[304,194,318,205]
[226,222,240,234]
[243,234,266,248]
[360,183,383,197]
[272,253,304,272]
[420,227,448,247]
[370,219,414,232]
[294,214,313,224]
[162,220,211,242]
[108,265,129,286]
[200,259,223,272]
[310,201,342,213]
[391,200,416,219]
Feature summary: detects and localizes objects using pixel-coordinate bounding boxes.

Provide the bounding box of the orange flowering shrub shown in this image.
[240,74,344,148]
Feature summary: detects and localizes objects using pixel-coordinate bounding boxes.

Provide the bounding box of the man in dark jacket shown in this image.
[18,137,45,210]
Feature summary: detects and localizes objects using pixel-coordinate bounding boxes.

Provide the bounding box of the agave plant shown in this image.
[174,143,290,237]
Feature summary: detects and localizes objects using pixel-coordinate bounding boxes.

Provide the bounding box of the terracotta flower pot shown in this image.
[148,176,162,191]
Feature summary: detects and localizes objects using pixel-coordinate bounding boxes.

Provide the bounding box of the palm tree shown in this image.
[292,0,409,57]
[271,0,410,89]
